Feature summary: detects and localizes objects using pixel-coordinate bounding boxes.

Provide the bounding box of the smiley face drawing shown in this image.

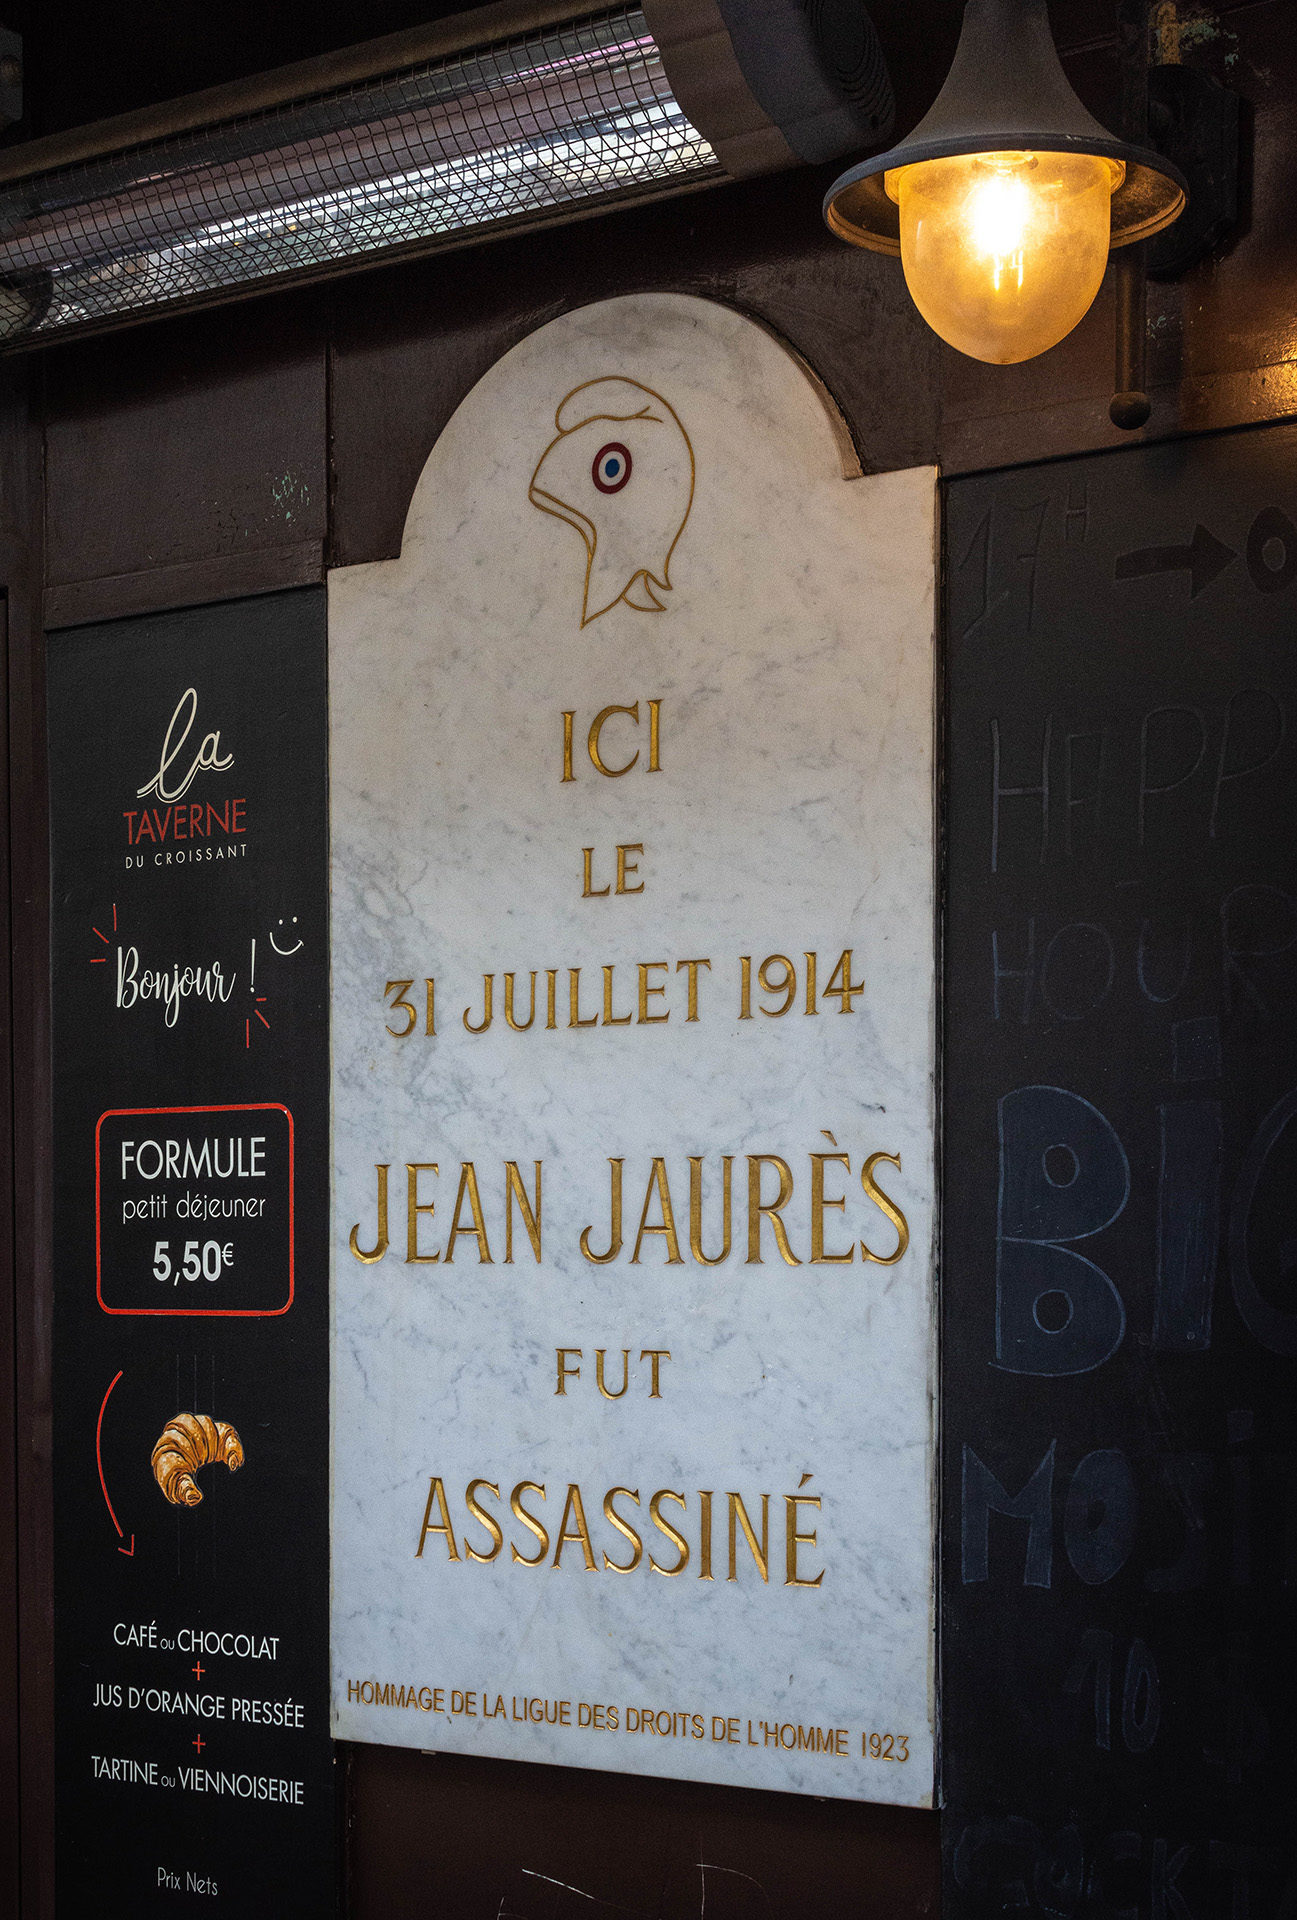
[269,916,303,956]
[528,377,695,628]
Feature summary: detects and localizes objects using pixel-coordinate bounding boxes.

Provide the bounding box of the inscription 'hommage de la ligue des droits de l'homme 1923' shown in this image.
[328,292,939,1806]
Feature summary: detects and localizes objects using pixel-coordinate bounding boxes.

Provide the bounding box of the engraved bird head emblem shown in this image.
[528,377,695,628]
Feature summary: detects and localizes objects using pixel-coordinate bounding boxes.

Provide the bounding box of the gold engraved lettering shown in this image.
[545,968,558,1029]
[385,980,417,1038]
[698,1490,714,1580]
[739,955,753,1019]
[676,958,710,1021]
[504,971,537,1031]
[406,1162,440,1264]
[647,698,662,772]
[746,1155,802,1266]
[505,1161,542,1263]
[464,974,494,1033]
[561,710,575,783]
[580,1159,624,1263]
[443,1162,492,1264]
[861,1151,910,1264]
[689,1155,732,1265]
[631,1159,683,1264]
[648,1490,689,1576]
[758,954,796,1017]
[615,844,644,894]
[588,703,640,777]
[602,964,632,1026]
[464,1480,504,1563]
[416,1476,459,1560]
[637,961,669,1024]
[410,1467,827,1586]
[639,1349,671,1397]
[425,977,436,1035]
[823,948,866,1011]
[596,1348,630,1399]
[569,967,599,1028]
[727,1492,770,1582]
[804,950,818,1016]
[553,1484,598,1571]
[349,1163,390,1263]
[509,1482,549,1565]
[786,1476,825,1587]
[602,1489,642,1572]
[582,848,610,898]
[555,1348,582,1395]
[811,1146,854,1264]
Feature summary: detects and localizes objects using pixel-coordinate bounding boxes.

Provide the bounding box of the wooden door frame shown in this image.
[1,353,55,1920]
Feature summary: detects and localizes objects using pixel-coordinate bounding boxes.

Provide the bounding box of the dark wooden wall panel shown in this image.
[42,299,328,621]
[348,1746,939,1918]
[0,354,54,1920]
[0,494,19,1920]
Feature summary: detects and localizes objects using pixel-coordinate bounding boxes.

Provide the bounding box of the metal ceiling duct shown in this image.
[0,0,892,348]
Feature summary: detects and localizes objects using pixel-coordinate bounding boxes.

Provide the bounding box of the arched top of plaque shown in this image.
[329,290,939,1807]
[382,292,912,639]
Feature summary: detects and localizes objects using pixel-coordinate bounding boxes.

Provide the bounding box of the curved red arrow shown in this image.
[96,1370,134,1556]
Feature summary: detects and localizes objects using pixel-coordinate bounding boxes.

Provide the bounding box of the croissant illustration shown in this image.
[151,1413,244,1507]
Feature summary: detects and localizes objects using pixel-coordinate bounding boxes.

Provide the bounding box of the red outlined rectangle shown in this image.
[95,1102,294,1316]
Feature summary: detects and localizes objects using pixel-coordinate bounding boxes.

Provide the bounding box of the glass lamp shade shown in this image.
[886,149,1124,364]
[824,0,1186,368]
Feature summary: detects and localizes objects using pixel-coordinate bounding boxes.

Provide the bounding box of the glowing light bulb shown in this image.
[885,150,1124,364]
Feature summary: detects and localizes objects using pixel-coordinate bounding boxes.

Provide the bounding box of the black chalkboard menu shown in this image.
[942,424,1297,1914]
[47,589,335,1915]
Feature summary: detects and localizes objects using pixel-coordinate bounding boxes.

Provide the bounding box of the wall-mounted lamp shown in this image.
[823,0,1187,365]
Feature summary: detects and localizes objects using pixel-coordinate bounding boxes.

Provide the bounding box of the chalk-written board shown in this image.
[942,424,1297,1915]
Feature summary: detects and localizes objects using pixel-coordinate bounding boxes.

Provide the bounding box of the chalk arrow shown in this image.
[1114,523,1237,599]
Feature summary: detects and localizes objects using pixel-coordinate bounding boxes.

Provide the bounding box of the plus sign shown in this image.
[191,1661,205,1682]
[192,1734,205,1754]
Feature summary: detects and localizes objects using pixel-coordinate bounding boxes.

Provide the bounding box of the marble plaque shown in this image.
[329,293,937,1805]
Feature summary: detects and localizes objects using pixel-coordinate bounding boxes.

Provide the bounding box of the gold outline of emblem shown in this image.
[528,377,695,628]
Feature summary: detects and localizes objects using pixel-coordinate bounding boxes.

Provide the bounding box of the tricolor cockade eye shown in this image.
[592,442,632,494]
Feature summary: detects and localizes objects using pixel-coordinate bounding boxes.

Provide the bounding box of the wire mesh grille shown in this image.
[0,8,720,344]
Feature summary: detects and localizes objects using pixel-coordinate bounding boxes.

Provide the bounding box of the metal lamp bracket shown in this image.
[1110,5,1240,430]
[1145,62,1240,281]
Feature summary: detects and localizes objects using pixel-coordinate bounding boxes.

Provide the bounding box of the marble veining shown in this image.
[329,293,937,1805]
